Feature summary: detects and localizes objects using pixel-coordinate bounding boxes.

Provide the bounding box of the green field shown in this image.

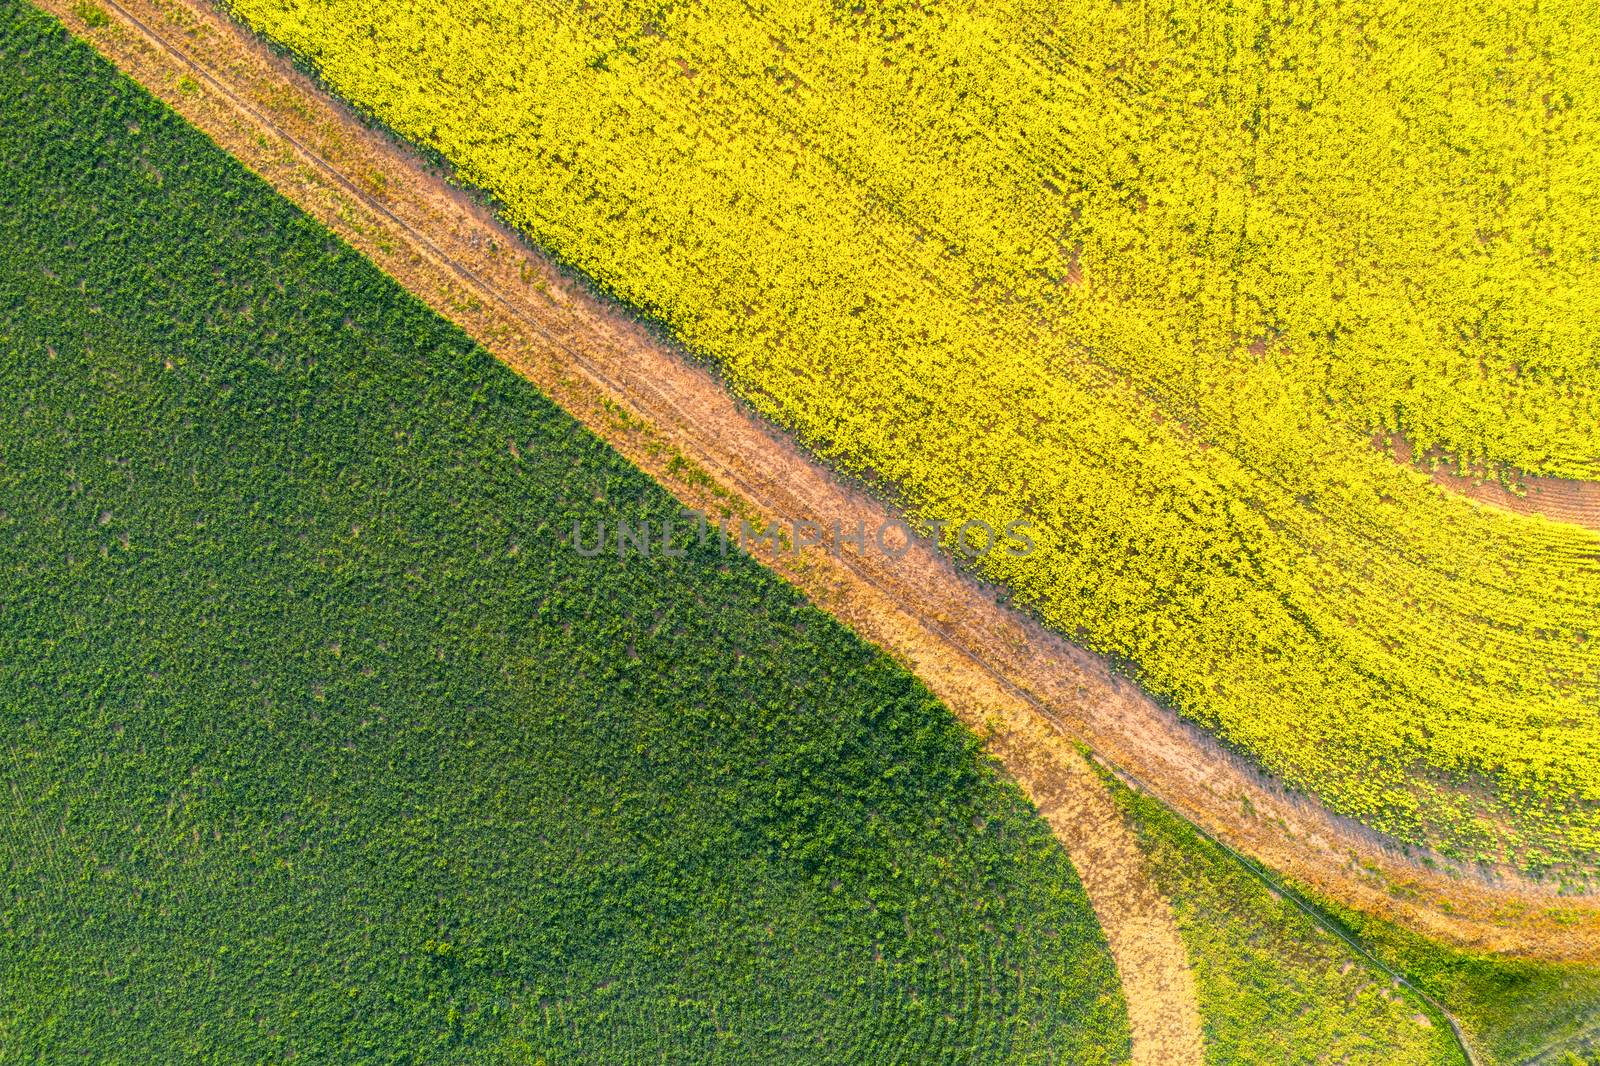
[0,7,1131,1059]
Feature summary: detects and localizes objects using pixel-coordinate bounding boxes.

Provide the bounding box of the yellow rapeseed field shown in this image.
[228,0,1600,869]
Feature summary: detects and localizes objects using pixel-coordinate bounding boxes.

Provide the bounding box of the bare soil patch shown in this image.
[1377,429,1600,533]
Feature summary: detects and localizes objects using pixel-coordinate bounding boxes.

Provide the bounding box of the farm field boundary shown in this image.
[37,0,1600,975]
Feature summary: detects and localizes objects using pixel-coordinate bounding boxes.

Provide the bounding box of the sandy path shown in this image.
[35,0,1600,991]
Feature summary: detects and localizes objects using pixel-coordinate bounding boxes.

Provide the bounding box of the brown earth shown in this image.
[38,0,1600,997]
[1377,430,1600,533]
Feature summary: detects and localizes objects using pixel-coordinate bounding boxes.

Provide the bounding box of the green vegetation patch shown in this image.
[1109,763,1600,1065]
[0,5,1128,1061]
[1306,895,1600,1065]
[1104,775,1466,1065]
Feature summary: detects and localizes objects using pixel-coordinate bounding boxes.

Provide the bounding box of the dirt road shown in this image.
[38,0,1600,996]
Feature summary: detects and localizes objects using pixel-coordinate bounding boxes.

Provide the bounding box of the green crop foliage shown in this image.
[1103,776,1467,1065]
[1303,891,1600,1064]
[69,0,106,27]
[219,0,1600,869]
[0,6,1129,1060]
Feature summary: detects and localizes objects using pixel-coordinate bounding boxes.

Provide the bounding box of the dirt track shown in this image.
[38,0,1600,996]
[1377,430,1600,533]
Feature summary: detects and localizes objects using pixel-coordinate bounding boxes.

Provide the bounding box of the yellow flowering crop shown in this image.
[227,0,1600,869]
